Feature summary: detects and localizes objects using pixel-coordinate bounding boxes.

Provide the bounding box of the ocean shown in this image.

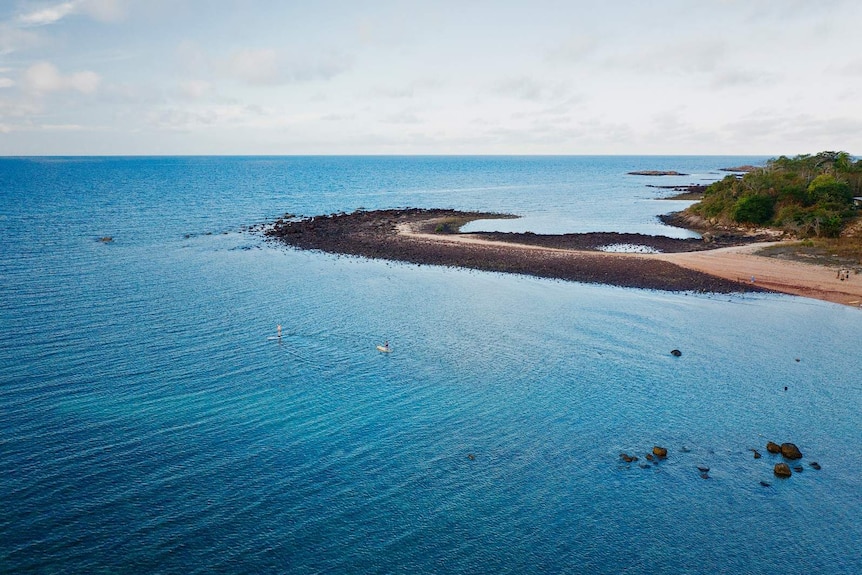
[1,156,860,574]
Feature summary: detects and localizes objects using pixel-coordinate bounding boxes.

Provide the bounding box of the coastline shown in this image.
[264,208,862,308]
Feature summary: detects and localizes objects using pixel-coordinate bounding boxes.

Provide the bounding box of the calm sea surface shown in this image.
[1,156,860,574]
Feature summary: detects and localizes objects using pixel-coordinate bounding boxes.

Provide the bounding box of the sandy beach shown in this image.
[656,244,862,308]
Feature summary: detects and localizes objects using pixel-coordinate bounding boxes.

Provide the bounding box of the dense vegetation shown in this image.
[689,151,861,237]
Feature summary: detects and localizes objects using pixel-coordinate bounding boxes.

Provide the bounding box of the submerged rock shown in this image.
[752,449,762,459]
[809,462,821,470]
[670,349,682,357]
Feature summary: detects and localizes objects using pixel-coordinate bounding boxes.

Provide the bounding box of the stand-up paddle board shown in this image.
[376,345,392,353]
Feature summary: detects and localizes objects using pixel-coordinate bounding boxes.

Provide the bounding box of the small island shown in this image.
[627,170,688,176]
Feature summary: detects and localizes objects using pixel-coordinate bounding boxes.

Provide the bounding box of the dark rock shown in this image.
[620,453,636,463]
[697,465,710,473]
[700,473,710,480]
[793,466,803,473]
[752,449,761,459]
[645,453,655,462]
[653,446,668,458]
[809,462,821,470]
[720,165,759,173]
[766,442,781,454]
[639,463,650,469]
[774,463,792,478]
[670,349,682,357]
[467,454,475,461]
[780,443,803,460]
[628,170,688,176]
[760,481,771,487]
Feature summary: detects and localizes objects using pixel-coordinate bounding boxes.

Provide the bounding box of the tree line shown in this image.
[688,151,861,237]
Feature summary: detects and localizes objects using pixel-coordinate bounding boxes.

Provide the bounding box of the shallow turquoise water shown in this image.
[1,157,860,574]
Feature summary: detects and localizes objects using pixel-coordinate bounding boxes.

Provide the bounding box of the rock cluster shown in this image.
[616,438,821,487]
[765,440,819,479]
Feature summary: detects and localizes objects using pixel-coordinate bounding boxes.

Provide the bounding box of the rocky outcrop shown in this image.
[653,446,668,458]
[774,463,792,477]
[780,443,803,460]
[265,209,771,294]
[766,442,781,454]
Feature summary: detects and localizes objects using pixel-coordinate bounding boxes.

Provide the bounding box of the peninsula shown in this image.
[264,208,862,307]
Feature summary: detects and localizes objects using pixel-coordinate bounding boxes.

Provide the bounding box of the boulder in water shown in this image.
[780,443,802,460]
[774,463,792,478]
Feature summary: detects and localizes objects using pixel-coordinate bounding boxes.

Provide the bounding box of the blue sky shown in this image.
[1,0,861,155]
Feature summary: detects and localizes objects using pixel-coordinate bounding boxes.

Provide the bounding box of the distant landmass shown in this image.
[627,170,688,176]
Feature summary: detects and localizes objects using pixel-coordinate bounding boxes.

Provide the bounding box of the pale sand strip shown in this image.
[656,244,862,308]
[398,221,862,308]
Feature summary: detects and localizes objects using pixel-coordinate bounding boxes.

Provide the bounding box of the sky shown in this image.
[1,0,861,155]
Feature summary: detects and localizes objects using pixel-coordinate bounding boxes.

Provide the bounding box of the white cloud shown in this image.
[179,80,211,100]
[22,61,101,94]
[18,2,78,26]
[223,47,351,86]
[545,36,598,64]
[0,23,43,54]
[17,0,125,26]
[0,78,15,88]
[495,77,544,101]
[79,0,125,22]
[226,48,281,85]
[147,103,267,131]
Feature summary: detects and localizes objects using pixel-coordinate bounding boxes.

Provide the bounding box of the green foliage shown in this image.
[731,194,774,224]
[687,150,860,237]
[807,174,853,205]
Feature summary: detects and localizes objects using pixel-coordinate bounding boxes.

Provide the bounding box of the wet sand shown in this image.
[264,209,862,308]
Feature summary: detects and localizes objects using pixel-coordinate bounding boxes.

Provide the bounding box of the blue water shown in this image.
[2,156,860,574]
